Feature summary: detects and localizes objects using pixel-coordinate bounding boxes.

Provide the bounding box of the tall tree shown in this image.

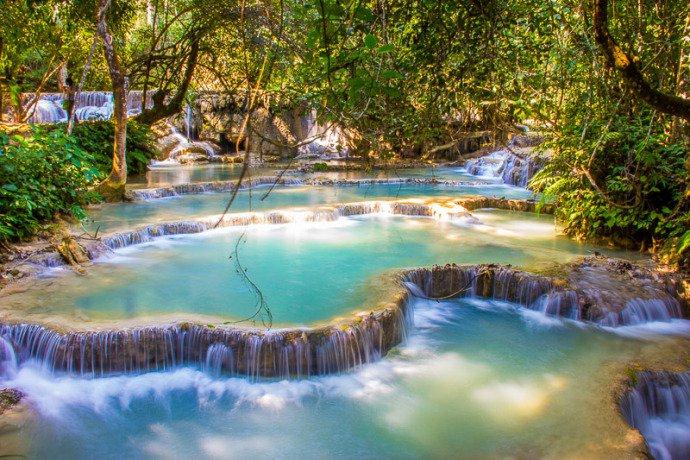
[96,0,128,200]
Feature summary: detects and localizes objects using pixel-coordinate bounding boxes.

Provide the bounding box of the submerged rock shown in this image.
[0,389,23,415]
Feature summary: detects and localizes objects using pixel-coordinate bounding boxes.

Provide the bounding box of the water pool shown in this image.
[4,296,684,458]
[84,182,532,233]
[4,212,630,326]
[132,164,479,188]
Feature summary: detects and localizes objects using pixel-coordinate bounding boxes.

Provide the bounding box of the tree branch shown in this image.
[135,36,200,125]
[593,0,690,120]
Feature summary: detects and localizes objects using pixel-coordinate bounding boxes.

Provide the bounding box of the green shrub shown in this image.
[69,120,157,175]
[531,110,687,249]
[313,162,330,172]
[0,128,101,241]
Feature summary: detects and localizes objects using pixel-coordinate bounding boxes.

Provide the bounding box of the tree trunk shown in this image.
[96,0,128,200]
[593,0,690,120]
[135,38,200,125]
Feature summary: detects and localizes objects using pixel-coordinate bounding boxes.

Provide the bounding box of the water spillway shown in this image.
[1,260,685,380]
[404,263,685,326]
[464,148,544,187]
[0,300,409,379]
[620,371,690,459]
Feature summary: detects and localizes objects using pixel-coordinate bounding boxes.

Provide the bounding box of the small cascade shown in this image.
[402,264,685,327]
[25,97,68,124]
[21,91,153,123]
[464,150,506,177]
[128,176,490,201]
[152,121,219,165]
[498,151,542,187]
[0,299,409,378]
[620,371,690,459]
[74,92,114,121]
[185,104,194,140]
[127,176,305,200]
[464,148,543,187]
[98,200,476,253]
[599,299,684,327]
[530,291,581,320]
[297,110,349,159]
[204,343,235,376]
[0,336,18,378]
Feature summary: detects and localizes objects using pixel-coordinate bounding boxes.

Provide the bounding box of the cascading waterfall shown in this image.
[25,96,68,124]
[185,104,194,140]
[96,200,477,253]
[127,176,490,201]
[22,91,153,123]
[297,110,349,159]
[599,299,684,327]
[464,148,543,187]
[0,297,410,379]
[498,151,540,187]
[0,262,684,383]
[0,335,18,378]
[620,371,690,460]
[464,150,506,177]
[151,119,219,165]
[402,264,683,327]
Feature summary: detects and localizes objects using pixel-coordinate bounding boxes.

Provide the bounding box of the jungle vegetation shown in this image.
[0,0,688,265]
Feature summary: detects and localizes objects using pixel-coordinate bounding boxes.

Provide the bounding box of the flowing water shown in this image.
[5,212,620,325]
[1,163,686,458]
[2,296,684,458]
[85,182,532,233]
[132,165,487,188]
[620,371,690,460]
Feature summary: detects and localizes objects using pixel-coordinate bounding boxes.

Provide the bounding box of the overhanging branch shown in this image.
[593,0,690,120]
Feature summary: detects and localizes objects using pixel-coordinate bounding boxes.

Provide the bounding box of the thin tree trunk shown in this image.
[96,0,128,199]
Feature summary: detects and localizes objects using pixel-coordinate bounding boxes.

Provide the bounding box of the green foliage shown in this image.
[69,121,157,175]
[0,128,101,241]
[312,162,330,172]
[531,109,687,247]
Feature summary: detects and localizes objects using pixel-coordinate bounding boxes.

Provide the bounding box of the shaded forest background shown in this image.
[0,0,688,265]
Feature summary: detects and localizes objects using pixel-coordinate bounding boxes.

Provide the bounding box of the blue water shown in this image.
[3,296,662,458]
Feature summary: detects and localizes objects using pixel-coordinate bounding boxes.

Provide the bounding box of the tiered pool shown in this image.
[1,165,688,458]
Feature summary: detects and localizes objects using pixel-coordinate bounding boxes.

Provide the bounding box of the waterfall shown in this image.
[297,110,349,159]
[599,299,684,327]
[464,149,543,187]
[464,150,506,177]
[150,121,219,165]
[0,336,18,379]
[21,91,153,123]
[98,200,478,253]
[620,371,690,460]
[402,264,684,327]
[128,176,491,201]
[185,104,194,140]
[25,97,69,124]
[0,298,409,378]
